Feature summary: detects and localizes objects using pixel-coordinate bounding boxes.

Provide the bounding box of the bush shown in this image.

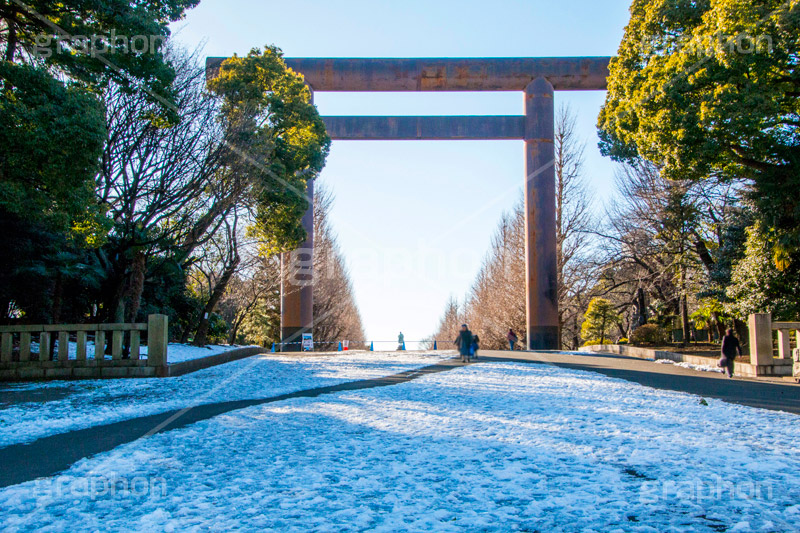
[618,338,629,345]
[630,324,668,346]
[582,339,614,346]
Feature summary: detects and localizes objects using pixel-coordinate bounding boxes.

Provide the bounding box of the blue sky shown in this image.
[171,0,633,347]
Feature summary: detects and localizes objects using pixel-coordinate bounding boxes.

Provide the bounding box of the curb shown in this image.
[165,346,266,377]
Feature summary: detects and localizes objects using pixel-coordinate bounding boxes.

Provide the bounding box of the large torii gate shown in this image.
[207,57,611,350]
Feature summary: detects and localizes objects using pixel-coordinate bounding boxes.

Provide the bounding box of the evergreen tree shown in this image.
[1,0,199,111]
[598,0,800,265]
[580,298,621,345]
[726,225,800,321]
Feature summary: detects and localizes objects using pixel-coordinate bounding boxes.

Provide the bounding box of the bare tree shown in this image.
[217,255,280,345]
[184,211,246,346]
[312,186,366,347]
[429,297,466,348]
[554,105,596,348]
[591,160,741,344]
[96,47,244,324]
[429,105,596,350]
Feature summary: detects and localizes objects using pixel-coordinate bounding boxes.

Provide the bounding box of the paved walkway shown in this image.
[481,350,800,415]
[3,351,798,489]
[0,361,463,488]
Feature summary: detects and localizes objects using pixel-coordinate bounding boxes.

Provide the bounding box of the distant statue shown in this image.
[397,332,405,351]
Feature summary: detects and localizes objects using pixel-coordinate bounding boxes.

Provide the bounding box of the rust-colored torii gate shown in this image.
[207,57,610,350]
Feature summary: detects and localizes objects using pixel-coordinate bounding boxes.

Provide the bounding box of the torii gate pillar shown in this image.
[524,78,559,350]
[280,179,314,351]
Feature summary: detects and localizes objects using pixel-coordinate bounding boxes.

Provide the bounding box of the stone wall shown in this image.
[582,344,793,378]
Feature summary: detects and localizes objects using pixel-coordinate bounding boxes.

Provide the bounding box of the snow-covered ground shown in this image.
[2,361,799,531]
[0,351,454,447]
[165,343,256,363]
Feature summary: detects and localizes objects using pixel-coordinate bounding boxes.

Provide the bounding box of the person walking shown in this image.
[507,329,518,351]
[454,324,473,363]
[397,332,405,351]
[719,328,741,378]
[471,334,480,360]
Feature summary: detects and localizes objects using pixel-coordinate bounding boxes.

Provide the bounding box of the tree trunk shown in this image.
[100,262,127,325]
[680,294,691,346]
[712,311,726,341]
[180,323,193,344]
[49,272,64,360]
[633,287,647,331]
[193,255,240,347]
[679,262,690,346]
[228,317,244,346]
[5,16,17,62]
[123,251,146,323]
[571,313,580,349]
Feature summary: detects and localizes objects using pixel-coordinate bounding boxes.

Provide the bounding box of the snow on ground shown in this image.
[3,361,799,532]
[28,341,252,363]
[0,351,454,447]
[655,358,724,373]
[165,343,256,363]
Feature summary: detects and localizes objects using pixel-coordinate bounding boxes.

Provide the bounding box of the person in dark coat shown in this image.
[454,324,473,363]
[720,328,741,378]
[471,334,480,360]
[507,329,518,351]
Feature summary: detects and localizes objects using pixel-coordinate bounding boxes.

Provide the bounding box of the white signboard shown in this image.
[302,333,314,351]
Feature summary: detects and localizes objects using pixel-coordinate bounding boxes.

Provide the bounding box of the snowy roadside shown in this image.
[567,350,726,374]
[165,343,258,363]
[655,358,724,373]
[2,361,798,531]
[0,351,455,447]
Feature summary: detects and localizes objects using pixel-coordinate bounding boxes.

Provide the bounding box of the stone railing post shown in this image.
[147,314,169,367]
[748,313,774,366]
[795,330,800,363]
[777,328,792,359]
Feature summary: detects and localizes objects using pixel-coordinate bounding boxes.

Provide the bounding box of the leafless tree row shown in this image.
[312,186,367,346]
[430,106,597,350]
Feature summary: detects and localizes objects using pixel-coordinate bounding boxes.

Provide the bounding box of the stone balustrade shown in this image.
[772,321,800,360]
[0,315,168,381]
[745,314,796,377]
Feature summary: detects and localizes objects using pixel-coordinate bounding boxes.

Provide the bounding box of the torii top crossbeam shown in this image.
[207,56,610,92]
[205,57,611,140]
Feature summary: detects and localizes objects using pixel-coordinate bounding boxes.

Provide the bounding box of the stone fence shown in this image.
[587,313,798,378]
[749,313,800,377]
[0,315,168,381]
